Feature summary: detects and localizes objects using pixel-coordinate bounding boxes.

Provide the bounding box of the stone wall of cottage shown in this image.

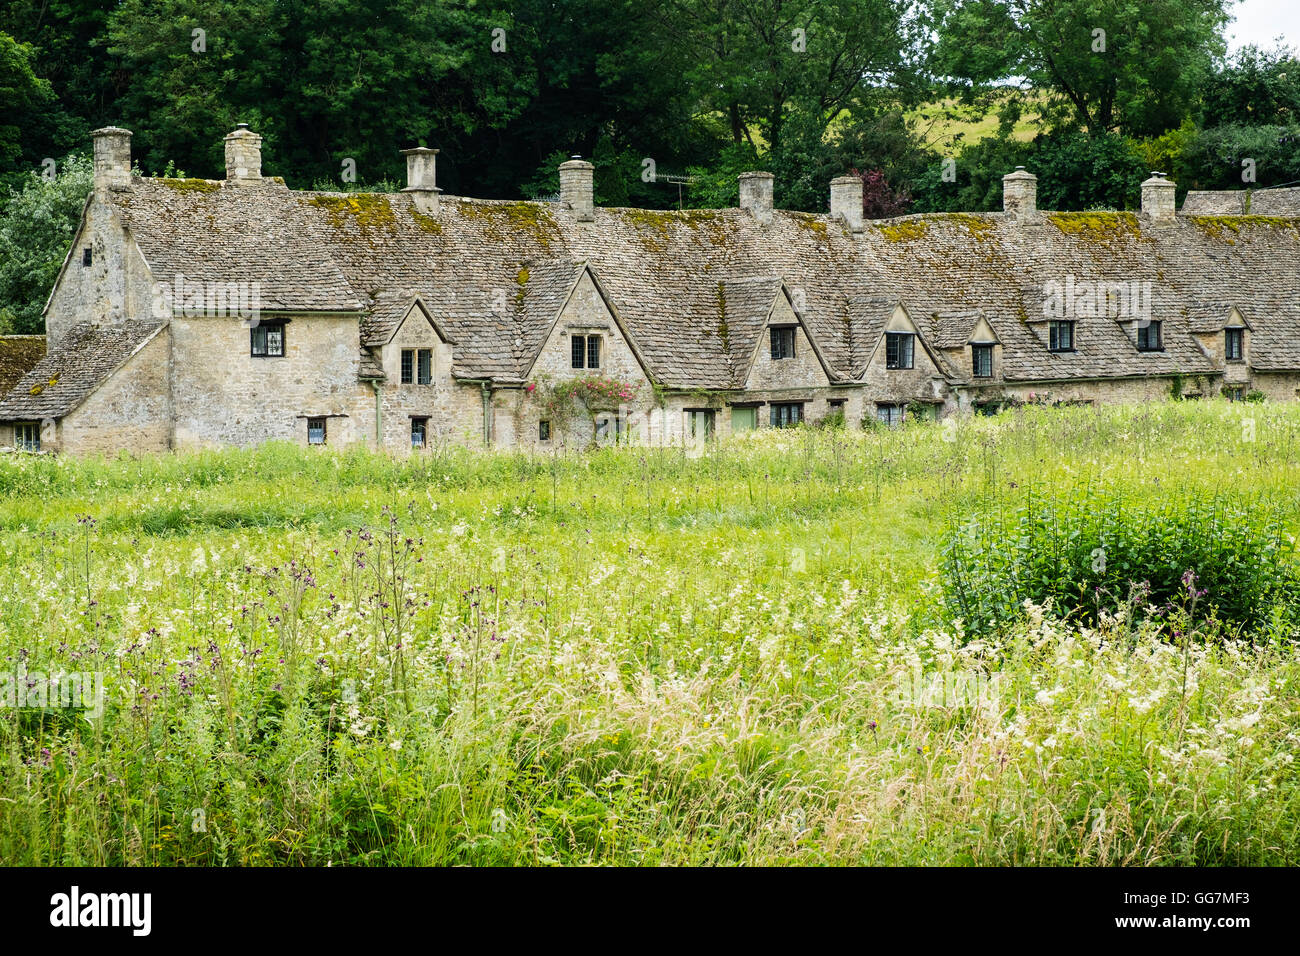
[169,314,374,449]
[58,329,171,453]
[1247,372,1300,401]
[376,307,482,451]
[46,199,157,349]
[958,373,1206,410]
[508,271,656,449]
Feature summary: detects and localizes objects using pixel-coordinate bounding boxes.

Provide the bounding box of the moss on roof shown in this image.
[1188,215,1300,243]
[459,200,562,249]
[308,193,398,231]
[159,177,222,194]
[1046,212,1142,243]
[878,219,930,243]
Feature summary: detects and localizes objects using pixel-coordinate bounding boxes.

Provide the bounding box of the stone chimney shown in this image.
[559,156,594,221]
[91,127,132,195]
[1002,166,1037,220]
[401,147,441,215]
[739,171,774,224]
[1141,172,1176,222]
[830,174,864,232]
[224,124,262,183]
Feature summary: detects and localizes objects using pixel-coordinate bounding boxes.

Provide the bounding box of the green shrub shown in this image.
[941,486,1300,638]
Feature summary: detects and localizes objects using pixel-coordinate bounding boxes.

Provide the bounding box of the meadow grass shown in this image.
[0,400,1298,865]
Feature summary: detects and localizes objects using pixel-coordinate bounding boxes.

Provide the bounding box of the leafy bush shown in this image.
[941,486,1300,638]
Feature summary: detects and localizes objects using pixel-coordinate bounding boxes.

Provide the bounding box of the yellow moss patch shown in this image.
[460,201,562,249]
[411,209,443,235]
[789,212,830,241]
[878,219,930,243]
[1189,215,1300,242]
[618,207,731,251]
[1047,212,1141,243]
[160,178,221,194]
[932,212,998,241]
[309,194,398,231]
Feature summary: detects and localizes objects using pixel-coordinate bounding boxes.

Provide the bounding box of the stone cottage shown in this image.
[3,124,1300,454]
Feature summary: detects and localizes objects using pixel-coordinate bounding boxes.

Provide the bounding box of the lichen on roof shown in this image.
[410,208,443,235]
[1047,212,1142,243]
[618,207,731,252]
[159,177,222,194]
[309,193,398,231]
[1188,215,1300,242]
[459,200,562,249]
[878,219,929,243]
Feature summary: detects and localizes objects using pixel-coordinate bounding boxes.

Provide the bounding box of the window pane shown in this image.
[571,336,585,369]
[308,418,326,445]
[586,336,600,369]
[401,350,413,384]
[411,419,426,447]
[539,420,551,441]
[251,326,266,355]
[267,326,283,356]
[902,335,913,368]
[418,349,432,384]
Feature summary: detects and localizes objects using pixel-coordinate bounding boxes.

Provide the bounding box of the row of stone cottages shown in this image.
[1,124,1299,454]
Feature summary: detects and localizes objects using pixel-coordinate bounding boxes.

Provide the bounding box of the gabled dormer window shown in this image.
[1136,321,1163,352]
[770,326,796,360]
[1225,327,1244,361]
[1048,320,1074,352]
[885,332,914,369]
[571,334,601,369]
[971,343,994,377]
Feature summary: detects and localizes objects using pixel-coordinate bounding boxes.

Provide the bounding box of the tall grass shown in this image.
[0,400,1297,865]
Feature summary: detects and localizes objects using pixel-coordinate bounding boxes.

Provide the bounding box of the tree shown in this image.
[0,31,57,184]
[1201,44,1300,128]
[928,0,1232,137]
[0,153,93,333]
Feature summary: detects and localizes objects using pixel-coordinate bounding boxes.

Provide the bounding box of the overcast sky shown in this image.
[1227,0,1299,52]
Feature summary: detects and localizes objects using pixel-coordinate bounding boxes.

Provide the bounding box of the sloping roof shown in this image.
[1182,187,1300,217]
[0,336,47,396]
[0,321,163,420]
[79,177,1300,389]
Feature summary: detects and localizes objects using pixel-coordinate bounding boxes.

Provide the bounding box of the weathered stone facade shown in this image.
[4,124,1300,455]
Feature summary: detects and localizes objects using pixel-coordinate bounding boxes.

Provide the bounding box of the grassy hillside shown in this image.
[1,400,1298,865]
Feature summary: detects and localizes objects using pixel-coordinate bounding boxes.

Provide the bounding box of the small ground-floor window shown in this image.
[411,417,428,448]
[770,403,803,428]
[876,403,906,427]
[1223,385,1246,402]
[307,417,327,445]
[539,419,551,442]
[14,421,40,451]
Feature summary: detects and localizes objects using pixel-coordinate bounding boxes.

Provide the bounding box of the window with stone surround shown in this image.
[571,334,601,369]
[250,321,285,357]
[411,417,428,448]
[971,343,994,377]
[1136,321,1163,352]
[876,403,906,427]
[1048,320,1074,352]
[1225,327,1244,361]
[770,402,803,428]
[885,332,914,369]
[307,417,326,445]
[401,348,433,384]
[14,422,40,451]
[770,326,796,360]
[538,419,551,442]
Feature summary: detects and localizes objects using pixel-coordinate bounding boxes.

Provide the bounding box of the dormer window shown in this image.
[1136,321,1163,352]
[770,326,796,360]
[401,348,433,384]
[885,332,914,369]
[971,343,994,377]
[1048,320,1074,352]
[1225,327,1244,361]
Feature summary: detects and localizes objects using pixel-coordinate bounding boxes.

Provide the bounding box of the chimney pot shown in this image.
[1141,171,1177,222]
[91,127,132,194]
[739,170,774,223]
[829,174,863,232]
[401,147,441,215]
[559,157,595,222]
[1002,166,1038,220]
[224,125,263,183]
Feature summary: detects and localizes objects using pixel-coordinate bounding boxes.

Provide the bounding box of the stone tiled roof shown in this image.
[89,177,1300,388]
[1182,187,1300,217]
[0,321,163,420]
[0,336,46,396]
